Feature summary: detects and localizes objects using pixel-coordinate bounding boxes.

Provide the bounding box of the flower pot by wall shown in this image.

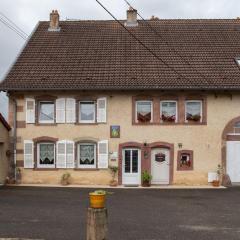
[212,180,220,187]
[142,181,150,187]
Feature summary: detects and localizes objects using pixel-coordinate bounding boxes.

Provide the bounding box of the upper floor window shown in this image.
[78,143,96,168]
[160,101,177,123]
[79,101,95,123]
[136,101,152,123]
[39,101,55,124]
[185,100,202,123]
[37,142,55,168]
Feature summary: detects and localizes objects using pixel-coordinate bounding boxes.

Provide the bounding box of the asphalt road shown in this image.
[0,186,240,240]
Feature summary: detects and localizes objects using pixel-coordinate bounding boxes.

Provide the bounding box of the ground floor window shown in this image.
[124,149,139,173]
[78,143,96,168]
[177,150,193,171]
[37,143,55,168]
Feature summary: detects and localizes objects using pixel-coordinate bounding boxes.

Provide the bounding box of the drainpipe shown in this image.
[7,92,17,180]
[13,97,17,181]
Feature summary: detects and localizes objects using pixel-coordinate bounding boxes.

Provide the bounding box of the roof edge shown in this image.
[2,86,240,91]
[0,113,11,131]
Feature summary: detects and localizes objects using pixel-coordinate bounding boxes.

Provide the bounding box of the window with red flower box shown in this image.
[160,101,177,123]
[136,101,153,123]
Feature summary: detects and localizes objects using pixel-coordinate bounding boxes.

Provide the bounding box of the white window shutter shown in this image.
[66,98,76,123]
[24,140,34,168]
[97,97,107,123]
[57,141,66,168]
[66,141,75,168]
[26,98,35,124]
[56,98,66,123]
[98,140,109,169]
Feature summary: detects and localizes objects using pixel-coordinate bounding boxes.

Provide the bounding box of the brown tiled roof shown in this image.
[1,19,240,91]
[0,113,11,131]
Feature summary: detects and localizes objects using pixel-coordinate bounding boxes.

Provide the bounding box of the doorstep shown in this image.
[6,183,226,189]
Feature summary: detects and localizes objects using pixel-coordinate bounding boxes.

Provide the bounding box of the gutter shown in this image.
[1,85,240,91]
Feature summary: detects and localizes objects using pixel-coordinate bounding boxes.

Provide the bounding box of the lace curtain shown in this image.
[40,144,54,164]
[79,144,95,165]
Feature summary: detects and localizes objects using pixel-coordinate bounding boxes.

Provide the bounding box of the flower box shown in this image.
[161,114,176,122]
[137,112,151,123]
[186,114,201,122]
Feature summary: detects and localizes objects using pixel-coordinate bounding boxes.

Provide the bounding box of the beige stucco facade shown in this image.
[9,90,240,186]
[0,120,10,184]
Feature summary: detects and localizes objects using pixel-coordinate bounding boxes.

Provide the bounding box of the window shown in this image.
[39,101,55,123]
[136,101,152,123]
[37,143,55,168]
[124,149,139,173]
[185,100,202,122]
[78,143,96,168]
[234,122,240,134]
[160,101,177,123]
[79,101,95,123]
[177,150,193,171]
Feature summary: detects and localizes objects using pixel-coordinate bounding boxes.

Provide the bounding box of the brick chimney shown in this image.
[125,7,138,27]
[48,10,60,31]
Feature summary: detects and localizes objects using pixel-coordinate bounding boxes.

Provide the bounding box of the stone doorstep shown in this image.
[6,184,226,189]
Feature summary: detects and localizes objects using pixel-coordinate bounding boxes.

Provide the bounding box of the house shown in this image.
[0,113,10,184]
[1,8,240,186]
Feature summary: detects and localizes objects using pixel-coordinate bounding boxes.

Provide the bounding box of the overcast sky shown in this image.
[0,0,240,119]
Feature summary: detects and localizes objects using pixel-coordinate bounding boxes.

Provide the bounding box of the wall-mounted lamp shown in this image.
[178,143,183,149]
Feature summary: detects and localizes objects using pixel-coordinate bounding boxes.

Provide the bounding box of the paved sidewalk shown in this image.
[7,183,226,189]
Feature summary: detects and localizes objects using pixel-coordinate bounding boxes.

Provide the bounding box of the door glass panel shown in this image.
[132,150,138,173]
[124,150,131,173]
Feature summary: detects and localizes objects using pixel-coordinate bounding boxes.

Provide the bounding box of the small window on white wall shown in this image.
[185,100,202,123]
[79,101,95,123]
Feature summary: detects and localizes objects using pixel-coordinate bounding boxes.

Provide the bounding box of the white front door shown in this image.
[122,149,141,185]
[151,148,170,184]
[227,141,240,183]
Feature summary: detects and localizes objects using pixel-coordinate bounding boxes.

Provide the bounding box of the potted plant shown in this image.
[161,114,176,122]
[142,170,152,187]
[61,172,71,186]
[137,112,151,123]
[212,164,223,187]
[187,114,201,122]
[109,166,118,187]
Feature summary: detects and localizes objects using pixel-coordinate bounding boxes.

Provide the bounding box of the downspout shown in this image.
[13,97,17,181]
[7,92,17,180]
